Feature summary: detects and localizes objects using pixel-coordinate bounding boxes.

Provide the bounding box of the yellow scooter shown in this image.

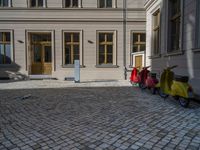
[156,65,194,108]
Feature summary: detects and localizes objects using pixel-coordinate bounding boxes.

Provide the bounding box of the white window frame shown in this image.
[63,0,82,8]
[96,30,117,67]
[131,52,145,68]
[0,30,14,65]
[130,31,146,53]
[26,30,55,73]
[28,0,47,8]
[0,0,11,7]
[130,31,145,67]
[62,30,83,67]
[166,0,183,54]
[98,0,117,8]
[195,0,200,49]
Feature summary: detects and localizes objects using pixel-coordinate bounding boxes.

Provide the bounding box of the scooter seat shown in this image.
[174,75,189,83]
[149,73,157,78]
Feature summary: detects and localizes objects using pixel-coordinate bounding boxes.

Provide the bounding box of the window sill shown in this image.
[132,51,145,54]
[62,7,81,9]
[97,8,118,10]
[164,50,184,57]
[0,7,11,8]
[62,64,85,68]
[192,48,200,52]
[148,54,161,59]
[0,64,16,68]
[28,7,47,9]
[98,7,116,8]
[95,65,119,68]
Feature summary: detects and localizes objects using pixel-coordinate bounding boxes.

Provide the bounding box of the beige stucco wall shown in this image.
[0,0,146,81]
[12,0,146,9]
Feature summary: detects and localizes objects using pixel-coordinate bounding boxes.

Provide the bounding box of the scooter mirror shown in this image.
[142,66,151,69]
[169,65,178,70]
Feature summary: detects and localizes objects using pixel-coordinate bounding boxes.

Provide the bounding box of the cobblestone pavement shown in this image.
[0,87,200,150]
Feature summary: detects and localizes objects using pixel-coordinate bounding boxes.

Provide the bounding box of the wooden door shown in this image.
[135,55,143,70]
[31,44,52,75]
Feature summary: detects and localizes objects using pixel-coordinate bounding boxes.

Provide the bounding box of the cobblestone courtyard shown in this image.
[0,86,200,150]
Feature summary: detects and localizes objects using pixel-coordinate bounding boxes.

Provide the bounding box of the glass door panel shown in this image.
[43,45,52,75]
[5,44,11,64]
[44,46,51,63]
[33,45,42,63]
[0,44,4,64]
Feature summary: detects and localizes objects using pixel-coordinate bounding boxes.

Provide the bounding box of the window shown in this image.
[168,0,181,52]
[64,0,79,8]
[0,0,10,7]
[132,33,146,53]
[0,32,12,64]
[30,0,46,7]
[64,32,80,65]
[99,0,112,8]
[97,32,114,65]
[196,0,200,48]
[152,10,160,55]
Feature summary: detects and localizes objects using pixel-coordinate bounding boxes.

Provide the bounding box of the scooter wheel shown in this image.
[150,88,156,95]
[139,83,146,89]
[173,96,179,100]
[179,97,190,108]
[158,88,169,98]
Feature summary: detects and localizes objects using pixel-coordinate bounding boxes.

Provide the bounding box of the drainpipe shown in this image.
[123,0,127,80]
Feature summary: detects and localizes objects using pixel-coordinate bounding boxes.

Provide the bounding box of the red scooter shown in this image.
[138,66,150,88]
[130,66,140,86]
[139,66,158,94]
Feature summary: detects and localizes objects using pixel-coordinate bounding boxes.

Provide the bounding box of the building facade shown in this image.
[0,0,146,81]
[145,0,200,95]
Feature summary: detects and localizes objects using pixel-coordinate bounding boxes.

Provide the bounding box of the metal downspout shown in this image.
[123,0,127,80]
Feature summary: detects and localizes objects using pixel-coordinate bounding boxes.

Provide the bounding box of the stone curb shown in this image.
[0,80,132,90]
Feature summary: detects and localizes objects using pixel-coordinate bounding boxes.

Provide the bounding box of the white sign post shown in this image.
[74,60,80,83]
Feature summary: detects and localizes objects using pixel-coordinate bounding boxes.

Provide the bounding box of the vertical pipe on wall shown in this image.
[196,0,200,48]
[123,0,127,80]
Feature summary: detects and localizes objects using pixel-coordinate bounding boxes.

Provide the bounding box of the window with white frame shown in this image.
[64,0,80,8]
[0,31,12,64]
[152,10,160,55]
[97,31,117,66]
[196,0,200,48]
[29,0,46,7]
[98,0,113,8]
[132,33,146,53]
[168,0,181,52]
[63,31,83,66]
[0,0,11,7]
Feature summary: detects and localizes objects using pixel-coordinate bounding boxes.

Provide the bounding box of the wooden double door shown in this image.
[31,44,52,75]
[30,33,52,75]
